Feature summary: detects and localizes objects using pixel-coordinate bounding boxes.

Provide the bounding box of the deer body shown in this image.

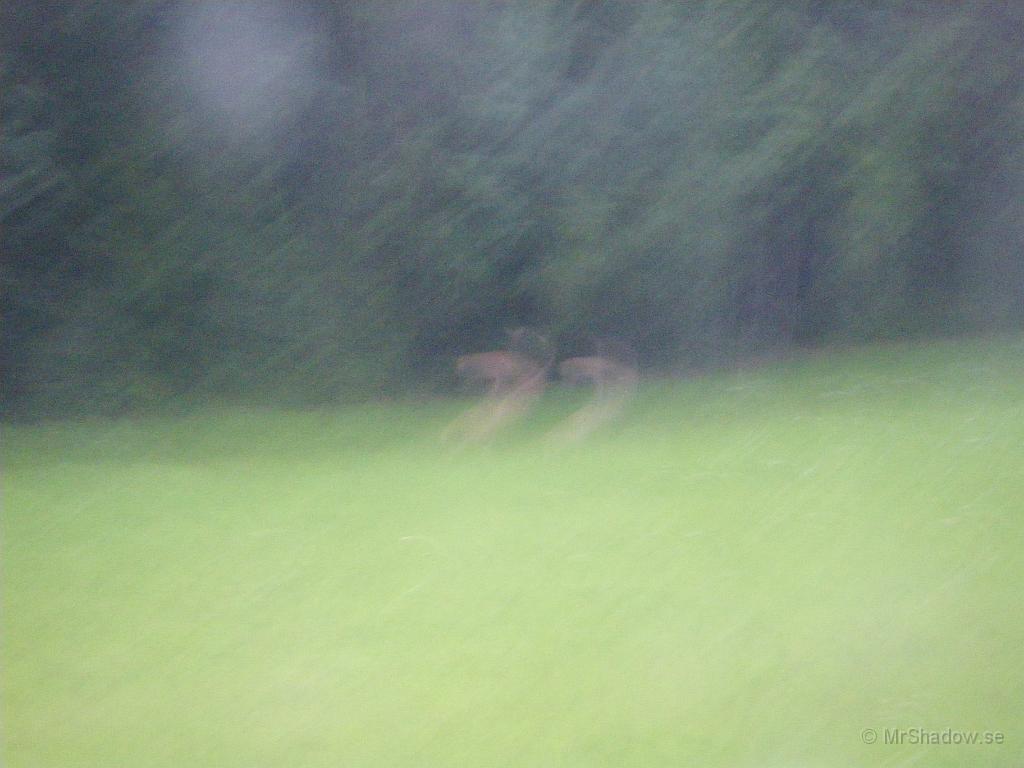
[456,351,545,396]
[549,354,638,443]
[558,355,638,394]
[445,332,553,444]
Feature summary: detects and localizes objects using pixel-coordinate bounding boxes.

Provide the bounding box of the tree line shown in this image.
[2,1,1022,417]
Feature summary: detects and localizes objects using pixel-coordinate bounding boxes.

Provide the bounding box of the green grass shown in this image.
[3,335,1023,767]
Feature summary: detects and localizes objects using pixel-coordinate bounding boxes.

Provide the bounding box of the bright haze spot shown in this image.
[175,2,322,137]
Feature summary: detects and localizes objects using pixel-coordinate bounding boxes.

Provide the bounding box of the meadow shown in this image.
[3,336,1023,767]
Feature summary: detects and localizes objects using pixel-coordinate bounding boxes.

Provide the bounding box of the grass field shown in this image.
[3,336,1023,767]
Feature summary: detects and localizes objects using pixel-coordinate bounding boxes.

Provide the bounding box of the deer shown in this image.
[444,328,553,444]
[549,339,639,443]
[558,355,638,397]
[455,350,545,397]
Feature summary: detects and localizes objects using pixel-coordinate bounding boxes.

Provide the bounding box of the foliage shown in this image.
[2,1,1022,415]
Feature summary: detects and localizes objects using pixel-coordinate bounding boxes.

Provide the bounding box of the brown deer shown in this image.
[558,355,638,396]
[444,328,552,444]
[549,342,638,443]
[455,350,545,397]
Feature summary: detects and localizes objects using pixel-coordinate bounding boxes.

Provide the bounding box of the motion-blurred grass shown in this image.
[3,336,1023,767]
